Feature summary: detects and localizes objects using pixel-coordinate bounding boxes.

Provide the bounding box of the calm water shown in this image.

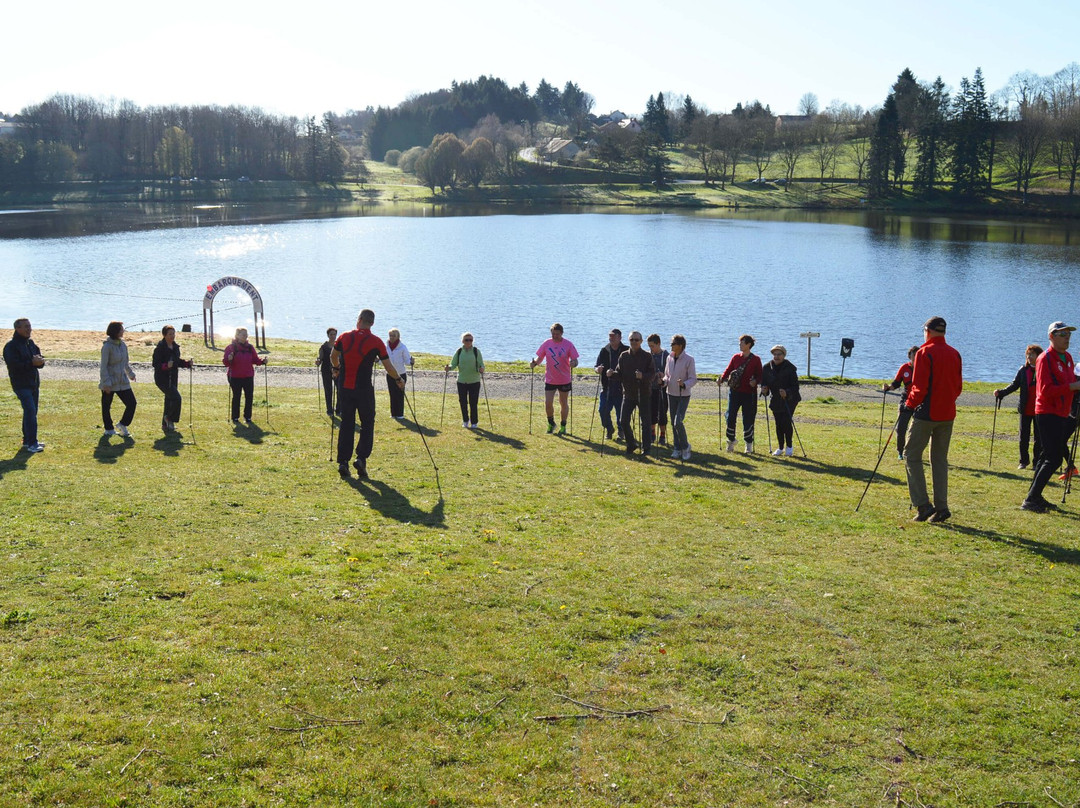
[3,203,1080,380]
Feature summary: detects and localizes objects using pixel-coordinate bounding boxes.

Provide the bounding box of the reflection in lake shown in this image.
[2,202,1079,380]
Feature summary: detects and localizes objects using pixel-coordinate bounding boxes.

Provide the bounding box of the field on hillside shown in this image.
[1,380,1078,806]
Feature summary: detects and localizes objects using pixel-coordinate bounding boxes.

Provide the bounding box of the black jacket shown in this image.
[761,359,801,410]
[998,364,1035,415]
[595,342,628,390]
[152,339,190,388]
[3,334,41,390]
[612,348,654,402]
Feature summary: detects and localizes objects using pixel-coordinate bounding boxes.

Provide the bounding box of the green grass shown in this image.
[2,380,1078,806]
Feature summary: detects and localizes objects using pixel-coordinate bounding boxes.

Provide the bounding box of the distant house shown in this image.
[543,137,581,162]
[618,118,642,134]
[607,110,627,122]
[0,119,19,138]
[775,114,814,131]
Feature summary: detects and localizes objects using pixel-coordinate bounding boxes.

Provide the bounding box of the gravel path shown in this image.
[6,359,998,408]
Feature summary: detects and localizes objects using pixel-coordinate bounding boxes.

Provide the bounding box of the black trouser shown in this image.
[321,369,336,415]
[726,390,756,443]
[1019,413,1042,467]
[457,381,480,425]
[387,372,406,418]
[896,405,914,456]
[771,400,797,448]
[101,388,137,430]
[1026,414,1076,504]
[619,393,652,451]
[156,380,182,423]
[649,388,668,428]
[229,376,254,421]
[338,385,376,464]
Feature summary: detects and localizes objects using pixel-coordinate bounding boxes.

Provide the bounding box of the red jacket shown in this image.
[721,352,762,394]
[223,341,265,379]
[905,335,962,421]
[1034,348,1076,418]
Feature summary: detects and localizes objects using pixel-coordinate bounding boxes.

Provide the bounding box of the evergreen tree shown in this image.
[912,77,950,196]
[948,68,992,196]
[642,92,671,144]
[867,94,901,197]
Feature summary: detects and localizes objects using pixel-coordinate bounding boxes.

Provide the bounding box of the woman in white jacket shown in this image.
[663,334,697,460]
[99,321,137,437]
[385,328,413,420]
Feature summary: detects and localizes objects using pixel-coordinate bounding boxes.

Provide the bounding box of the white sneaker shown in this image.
[671,448,682,459]
[24,443,44,453]
[462,420,469,428]
[785,446,794,457]
[103,429,116,436]
[745,442,754,454]
[772,448,784,456]
[726,440,736,452]
[116,424,131,437]
[470,422,478,429]
[682,447,691,461]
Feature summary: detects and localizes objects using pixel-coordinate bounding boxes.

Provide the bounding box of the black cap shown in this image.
[923,316,947,333]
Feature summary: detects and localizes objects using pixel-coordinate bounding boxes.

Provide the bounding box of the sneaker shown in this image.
[771,448,784,456]
[23,443,44,454]
[232,419,240,425]
[897,451,904,461]
[1017,462,1028,470]
[116,424,130,438]
[928,508,952,523]
[726,440,736,452]
[671,448,682,459]
[353,459,368,479]
[245,419,255,427]
[606,428,614,440]
[470,422,478,429]
[1020,499,1046,513]
[338,463,351,479]
[547,422,555,434]
[744,441,754,454]
[103,429,116,436]
[682,447,691,461]
[558,424,567,435]
[326,409,334,417]
[912,504,936,522]
[616,432,625,443]
[162,418,172,433]
[785,446,794,457]
[463,420,470,428]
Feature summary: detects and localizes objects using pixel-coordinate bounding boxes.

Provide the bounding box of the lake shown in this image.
[3,202,1080,380]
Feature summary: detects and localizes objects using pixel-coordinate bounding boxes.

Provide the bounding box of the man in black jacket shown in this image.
[594,328,627,441]
[3,318,46,453]
[608,331,654,456]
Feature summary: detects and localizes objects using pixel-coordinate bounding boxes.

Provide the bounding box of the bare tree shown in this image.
[776,127,803,189]
[810,114,843,183]
[798,92,820,117]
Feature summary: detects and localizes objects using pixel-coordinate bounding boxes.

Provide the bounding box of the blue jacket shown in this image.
[3,334,41,390]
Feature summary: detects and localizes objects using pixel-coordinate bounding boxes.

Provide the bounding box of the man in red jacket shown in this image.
[904,316,963,522]
[1021,322,1080,512]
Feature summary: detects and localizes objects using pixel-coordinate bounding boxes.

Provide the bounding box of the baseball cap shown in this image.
[923,316,947,333]
[1048,321,1076,335]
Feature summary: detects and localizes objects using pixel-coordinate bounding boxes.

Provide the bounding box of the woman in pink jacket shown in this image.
[222,327,266,425]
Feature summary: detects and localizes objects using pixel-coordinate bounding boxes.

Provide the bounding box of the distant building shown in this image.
[0,119,20,138]
[543,137,581,162]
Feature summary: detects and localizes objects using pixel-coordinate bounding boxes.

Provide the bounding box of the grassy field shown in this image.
[1,377,1077,806]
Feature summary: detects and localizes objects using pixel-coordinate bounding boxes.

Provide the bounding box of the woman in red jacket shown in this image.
[223,327,266,425]
[718,334,762,454]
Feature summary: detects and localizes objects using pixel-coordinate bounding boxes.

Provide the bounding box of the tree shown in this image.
[155,126,194,178]
[748,121,775,181]
[1001,72,1051,200]
[948,68,992,197]
[594,131,626,175]
[459,137,496,187]
[810,114,843,184]
[776,126,804,189]
[426,133,466,191]
[642,93,672,144]
[680,95,699,143]
[533,79,561,121]
[629,132,669,184]
[798,92,819,117]
[867,94,901,197]
[912,77,950,196]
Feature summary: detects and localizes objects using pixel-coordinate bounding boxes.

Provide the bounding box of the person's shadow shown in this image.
[472,428,525,450]
[93,433,134,464]
[0,450,30,480]
[344,477,446,526]
[153,432,185,457]
[233,422,266,444]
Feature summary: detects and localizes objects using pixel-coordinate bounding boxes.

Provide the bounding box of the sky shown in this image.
[3,0,1077,120]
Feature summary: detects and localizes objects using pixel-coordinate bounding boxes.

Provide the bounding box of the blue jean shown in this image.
[599,385,623,434]
[14,386,39,446]
[668,394,690,450]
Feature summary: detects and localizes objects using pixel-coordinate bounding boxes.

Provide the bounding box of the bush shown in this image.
[383,149,402,166]
[399,146,425,174]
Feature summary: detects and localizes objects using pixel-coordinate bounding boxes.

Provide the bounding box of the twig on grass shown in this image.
[1043,787,1065,808]
[119,747,159,775]
[524,578,544,595]
[22,744,41,762]
[269,706,364,733]
[895,734,926,760]
[533,713,601,722]
[555,692,671,718]
[662,708,735,726]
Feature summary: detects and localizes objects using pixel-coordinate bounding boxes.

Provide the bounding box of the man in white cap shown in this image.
[1021,321,1080,512]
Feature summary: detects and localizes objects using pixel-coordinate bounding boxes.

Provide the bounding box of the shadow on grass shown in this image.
[791,456,907,486]
[345,477,446,527]
[399,417,438,439]
[233,422,265,444]
[947,523,1080,566]
[152,431,186,457]
[0,450,30,479]
[472,428,526,450]
[93,434,133,464]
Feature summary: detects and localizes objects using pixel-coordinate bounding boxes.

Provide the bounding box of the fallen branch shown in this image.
[895,735,925,760]
[119,747,155,775]
[533,713,602,722]
[269,706,364,733]
[525,579,544,595]
[1043,787,1065,808]
[555,693,671,718]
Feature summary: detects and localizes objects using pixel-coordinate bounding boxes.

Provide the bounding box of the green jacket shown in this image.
[450,346,484,384]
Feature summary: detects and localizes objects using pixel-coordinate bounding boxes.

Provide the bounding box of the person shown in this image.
[1021,322,1080,513]
[647,333,669,446]
[719,334,762,453]
[386,328,413,420]
[995,344,1043,470]
[152,325,194,433]
[100,321,137,438]
[905,316,963,523]
[223,327,266,426]
[3,318,46,453]
[608,330,653,456]
[331,309,404,479]
[594,328,627,441]
[663,334,697,460]
[760,345,801,457]
[531,323,579,435]
[882,346,918,460]
[445,332,484,428]
[316,327,339,417]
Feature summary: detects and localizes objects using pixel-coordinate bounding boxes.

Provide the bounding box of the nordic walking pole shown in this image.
[717,378,724,442]
[1062,419,1080,504]
[569,382,574,435]
[588,373,600,441]
[439,369,448,429]
[785,394,807,458]
[188,364,196,445]
[481,371,494,430]
[262,362,270,425]
[403,389,442,498]
[409,361,416,420]
[316,365,322,411]
[856,415,900,512]
[528,365,535,435]
[878,389,887,453]
[764,392,773,454]
[989,398,1000,469]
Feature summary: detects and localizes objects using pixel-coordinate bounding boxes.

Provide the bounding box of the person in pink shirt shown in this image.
[530,322,579,434]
